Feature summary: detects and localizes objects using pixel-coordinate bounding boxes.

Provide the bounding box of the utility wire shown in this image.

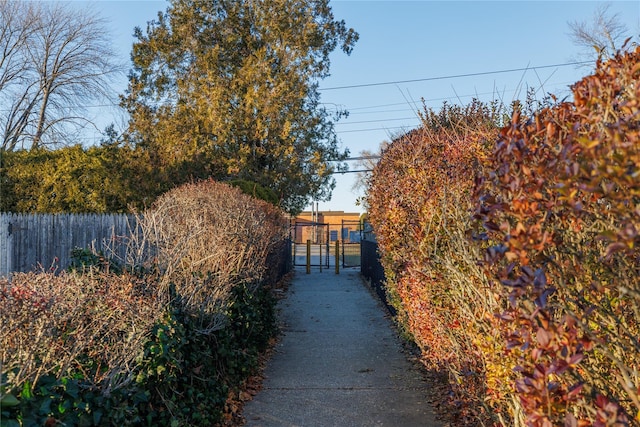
[2,72,576,113]
[335,116,418,126]
[338,79,576,114]
[333,169,374,174]
[333,155,381,162]
[319,61,591,91]
[338,125,418,134]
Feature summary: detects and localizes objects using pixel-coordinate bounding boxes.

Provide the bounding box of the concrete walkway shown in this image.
[241,267,442,427]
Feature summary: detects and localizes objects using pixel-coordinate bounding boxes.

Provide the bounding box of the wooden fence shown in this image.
[0,213,136,278]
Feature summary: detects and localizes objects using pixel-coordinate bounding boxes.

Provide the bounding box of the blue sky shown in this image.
[74,0,640,213]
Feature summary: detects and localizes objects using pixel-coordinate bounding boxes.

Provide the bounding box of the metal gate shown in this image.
[341,219,361,268]
[291,221,330,268]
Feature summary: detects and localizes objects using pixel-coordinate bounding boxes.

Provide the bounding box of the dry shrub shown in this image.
[131,179,288,333]
[0,271,161,395]
[0,179,288,425]
[475,46,640,426]
[367,100,508,425]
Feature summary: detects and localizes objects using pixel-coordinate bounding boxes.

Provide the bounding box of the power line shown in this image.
[332,169,373,174]
[332,155,381,162]
[337,124,418,134]
[335,116,419,126]
[349,107,414,115]
[330,78,577,134]
[319,61,591,91]
[342,79,576,114]
[0,73,576,113]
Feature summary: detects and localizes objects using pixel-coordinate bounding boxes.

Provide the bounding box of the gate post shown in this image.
[306,239,311,274]
[335,240,340,274]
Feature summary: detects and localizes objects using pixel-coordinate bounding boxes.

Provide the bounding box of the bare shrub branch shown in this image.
[131,180,288,334]
[0,272,162,395]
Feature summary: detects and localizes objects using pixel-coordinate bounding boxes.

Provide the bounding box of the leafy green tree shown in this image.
[122,0,358,214]
[229,179,279,205]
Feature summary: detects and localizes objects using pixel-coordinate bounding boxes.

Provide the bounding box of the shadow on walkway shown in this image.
[241,266,442,427]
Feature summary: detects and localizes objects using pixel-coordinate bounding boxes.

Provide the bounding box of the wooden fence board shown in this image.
[0,214,11,275]
[0,213,137,278]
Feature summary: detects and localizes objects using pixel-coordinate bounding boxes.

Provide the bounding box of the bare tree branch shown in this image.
[0,0,37,93]
[351,142,388,210]
[0,1,124,150]
[568,3,634,63]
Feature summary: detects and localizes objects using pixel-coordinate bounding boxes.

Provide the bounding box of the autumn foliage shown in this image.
[368,100,504,424]
[367,48,640,426]
[0,272,161,395]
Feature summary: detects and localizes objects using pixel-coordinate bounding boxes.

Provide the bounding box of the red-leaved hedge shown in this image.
[367,48,640,426]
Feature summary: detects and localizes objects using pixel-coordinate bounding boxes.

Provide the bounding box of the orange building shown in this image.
[291,210,362,244]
